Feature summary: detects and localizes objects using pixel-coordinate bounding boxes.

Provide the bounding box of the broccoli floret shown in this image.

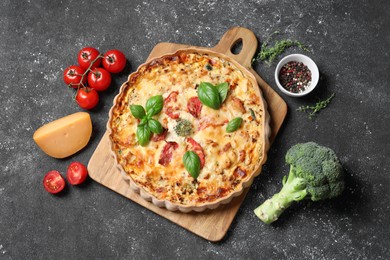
[254,142,345,224]
[174,119,193,137]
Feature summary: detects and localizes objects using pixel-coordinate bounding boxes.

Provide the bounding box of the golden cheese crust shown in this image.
[109,51,265,206]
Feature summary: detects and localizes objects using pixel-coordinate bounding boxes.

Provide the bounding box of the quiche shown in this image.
[108,49,269,212]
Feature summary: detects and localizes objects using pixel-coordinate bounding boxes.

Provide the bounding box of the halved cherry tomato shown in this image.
[187,96,202,118]
[66,162,88,185]
[75,87,99,110]
[87,68,112,91]
[164,91,180,119]
[102,49,126,73]
[77,47,101,70]
[186,137,205,168]
[63,65,86,88]
[158,142,179,166]
[43,170,65,194]
[151,128,168,142]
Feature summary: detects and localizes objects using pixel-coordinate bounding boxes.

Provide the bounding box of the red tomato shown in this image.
[164,91,180,119]
[77,47,101,70]
[87,68,112,91]
[66,162,88,185]
[187,96,202,118]
[43,170,65,194]
[102,49,126,73]
[158,142,179,166]
[63,65,86,88]
[75,87,99,110]
[186,138,205,168]
[151,128,168,142]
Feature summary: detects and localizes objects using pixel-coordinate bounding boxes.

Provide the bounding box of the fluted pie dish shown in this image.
[107,49,270,212]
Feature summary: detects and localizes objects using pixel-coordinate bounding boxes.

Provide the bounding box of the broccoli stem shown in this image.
[254,166,308,224]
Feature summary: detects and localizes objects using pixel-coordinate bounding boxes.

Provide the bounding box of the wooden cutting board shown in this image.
[87,27,287,242]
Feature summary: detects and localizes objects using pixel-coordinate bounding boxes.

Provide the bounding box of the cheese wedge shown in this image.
[33,112,92,158]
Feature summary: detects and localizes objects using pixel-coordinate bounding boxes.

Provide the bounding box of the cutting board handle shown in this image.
[212,27,258,69]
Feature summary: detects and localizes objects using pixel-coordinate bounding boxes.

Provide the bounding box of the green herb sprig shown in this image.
[297,93,335,119]
[197,82,229,110]
[130,95,164,146]
[252,31,309,65]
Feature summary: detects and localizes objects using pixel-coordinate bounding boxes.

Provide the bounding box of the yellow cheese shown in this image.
[33,112,92,158]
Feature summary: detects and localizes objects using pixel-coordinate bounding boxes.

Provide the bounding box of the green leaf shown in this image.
[145,95,163,116]
[148,119,163,134]
[146,110,154,120]
[226,117,243,133]
[130,105,146,119]
[197,82,221,110]
[249,108,256,120]
[136,124,152,146]
[139,117,148,126]
[216,82,229,103]
[183,151,201,179]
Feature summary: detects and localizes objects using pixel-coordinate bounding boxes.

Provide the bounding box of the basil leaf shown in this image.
[198,82,221,109]
[148,119,163,134]
[145,95,163,116]
[216,82,229,103]
[183,151,201,179]
[130,105,146,119]
[136,124,152,146]
[226,117,243,133]
[139,117,148,126]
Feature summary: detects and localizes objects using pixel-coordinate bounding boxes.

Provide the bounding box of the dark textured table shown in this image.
[1,0,389,259]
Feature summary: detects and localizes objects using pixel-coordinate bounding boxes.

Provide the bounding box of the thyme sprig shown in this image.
[252,31,309,65]
[297,93,335,119]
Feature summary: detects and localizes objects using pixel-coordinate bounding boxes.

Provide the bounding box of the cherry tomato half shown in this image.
[77,47,101,70]
[87,68,111,91]
[63,65,86,88]
[75,87,99,110]
[187,96,203,118]
[43,170,66,194]
[158,141,179,166]
[66,162,88,185]
[186,137,205,168]
[102,49,126,73]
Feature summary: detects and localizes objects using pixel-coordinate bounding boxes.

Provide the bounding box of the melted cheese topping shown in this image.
[109,52,264,206]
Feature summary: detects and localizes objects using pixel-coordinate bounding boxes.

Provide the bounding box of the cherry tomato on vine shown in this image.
[102,49,126,73]
[87,68,111,91]
[66,162,88,185]
[63,65,86,88]
[43,170,66,194]
[75,87,99,110]
[77,47,101,70]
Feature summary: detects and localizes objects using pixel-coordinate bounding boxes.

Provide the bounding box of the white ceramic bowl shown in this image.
[274,54,319,97]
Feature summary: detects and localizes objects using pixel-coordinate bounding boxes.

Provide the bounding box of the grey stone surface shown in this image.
[1,0,389,259]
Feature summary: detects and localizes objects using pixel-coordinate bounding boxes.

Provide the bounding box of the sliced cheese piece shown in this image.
[33,112,92,158]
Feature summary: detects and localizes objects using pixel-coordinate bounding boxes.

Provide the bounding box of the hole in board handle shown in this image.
[230,38,243,55]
